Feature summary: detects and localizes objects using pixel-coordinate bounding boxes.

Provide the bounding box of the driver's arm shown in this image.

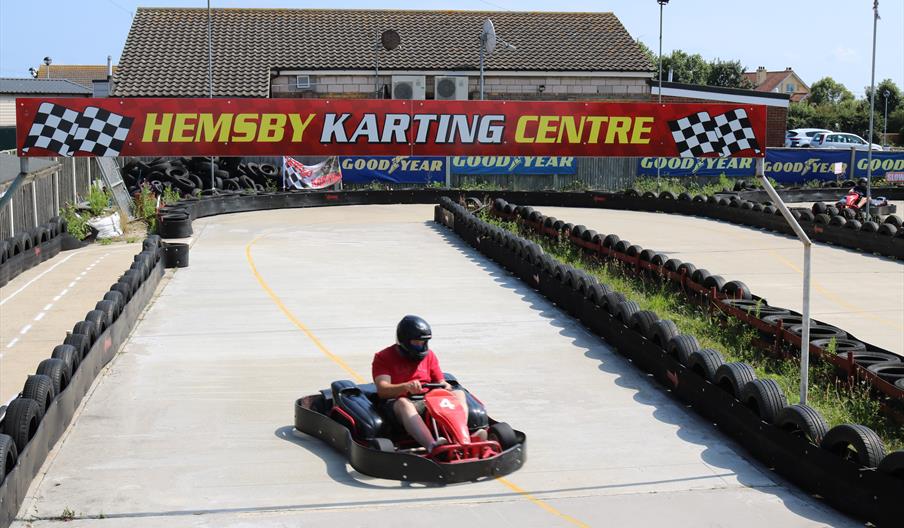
[375,375,421,399]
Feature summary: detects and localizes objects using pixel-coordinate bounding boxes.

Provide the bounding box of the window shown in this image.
[786,83,794,93]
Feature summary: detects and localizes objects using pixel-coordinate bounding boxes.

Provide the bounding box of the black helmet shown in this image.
[396,315,432,361]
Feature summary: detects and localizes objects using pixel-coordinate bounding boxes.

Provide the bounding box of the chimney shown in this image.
[756,66,767,86]
[107,55,112,78]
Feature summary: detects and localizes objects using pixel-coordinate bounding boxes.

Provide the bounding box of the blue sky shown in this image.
[1,1,901,98]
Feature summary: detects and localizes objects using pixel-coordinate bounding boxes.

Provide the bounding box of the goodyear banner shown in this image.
[450,156,577,175]
[637,149,904,183]
[16,98,766,158]
[339,156,445,184]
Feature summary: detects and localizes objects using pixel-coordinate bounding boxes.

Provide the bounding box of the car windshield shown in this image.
[805,131,821,137]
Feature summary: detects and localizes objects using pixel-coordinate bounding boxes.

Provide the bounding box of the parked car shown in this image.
[809,132,883,151]
[785,128,832,147]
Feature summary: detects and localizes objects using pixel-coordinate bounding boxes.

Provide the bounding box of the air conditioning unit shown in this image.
[391,75,426,100]
[434,76,469,100]
[295,75,311,89]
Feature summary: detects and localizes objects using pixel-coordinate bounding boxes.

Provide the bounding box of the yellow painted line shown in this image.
[245,236,364,383]
[766,249,903,331]
[246,234,590,527]
[496,477,590,528]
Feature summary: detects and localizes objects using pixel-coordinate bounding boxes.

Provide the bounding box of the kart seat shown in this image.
[330,380,386,440]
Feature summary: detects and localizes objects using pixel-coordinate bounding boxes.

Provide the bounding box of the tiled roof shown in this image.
[0,78,92,95]
[743,70,796,93]
[114,8,653,97]
[35,65,116,90]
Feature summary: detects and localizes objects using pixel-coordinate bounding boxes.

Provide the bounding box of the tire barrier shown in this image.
[0,237,164,527]
[0,217,67,288]
[435,197,903,527]
[487,198,903,422]
[120,157,277,199]
[163,243,189,268]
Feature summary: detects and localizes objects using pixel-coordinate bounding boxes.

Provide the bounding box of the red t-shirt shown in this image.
[372,345,443,393]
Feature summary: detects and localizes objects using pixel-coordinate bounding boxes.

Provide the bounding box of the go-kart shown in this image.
[293,374,526,483]
[836,189,895,215]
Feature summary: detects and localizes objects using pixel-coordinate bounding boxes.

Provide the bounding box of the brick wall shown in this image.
[652,94,787,148]
[271,73,651,101]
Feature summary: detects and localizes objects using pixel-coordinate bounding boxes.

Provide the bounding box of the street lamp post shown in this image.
[656,0,669,191]
[865,0,879,220]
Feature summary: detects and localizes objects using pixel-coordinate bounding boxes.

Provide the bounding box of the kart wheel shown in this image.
[488,422,517,451]
[369,437,395,452]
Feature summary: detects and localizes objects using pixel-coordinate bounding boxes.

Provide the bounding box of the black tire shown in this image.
[36,358,70,395]
[667,335,699,365]
[820,424,886,468]
[585,283,612,304]
[714,363,757,397]
[2,398,41,452]
[368,437,395,452]
[776,404,829,445]
[650,253,668,267]
[639,249,657,262]
[845,219,862,230]
[878,223,897,236]
[103,291,125,317]
[85,309,110,333]
[739,379,787,424]
[798,210,814,222]
[702,275,726,292]
[860,221,879,233]
[628,310,659,337]
[602,292,627,314]
[63,333,91,360]
[811,337,866,355]
[878,451,904,479]
[788,323,847,341]
[571,224,586,239]
[677,262,697,277]
[866,363,904,385]
[642,191,657,199]
[650,320,678,348]
[664,258,682,272]
[51,344,79,377]
[602,234,620,249]
[22,374,55,419]
[616,301,640,324]
[897,378,904,390]
[721,280,751,300]
[829,216,846,227]
[884,215,903,228]
[692,194,706,203]
[0,434,17,484]
[812,202,827,215]
[613,240,631,253]
[111,281,132,302]
[72,320,98,344]
[94,300,118,326]
[626,245,643,257]
[688,348,724,381]
[488,422,518,450]
[691,268,711,284]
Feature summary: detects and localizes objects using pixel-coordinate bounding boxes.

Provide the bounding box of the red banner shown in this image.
[15,98,767,158]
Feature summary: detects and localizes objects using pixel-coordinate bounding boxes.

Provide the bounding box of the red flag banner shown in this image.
[283,156,342,189]
[15,98,767,158]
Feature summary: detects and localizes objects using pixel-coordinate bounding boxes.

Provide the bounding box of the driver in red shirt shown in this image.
[372,315,482,452]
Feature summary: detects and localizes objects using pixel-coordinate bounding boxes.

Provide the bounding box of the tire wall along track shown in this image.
[435,199,904,527]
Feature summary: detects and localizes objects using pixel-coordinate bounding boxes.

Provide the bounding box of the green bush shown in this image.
[60,202,89,240]
[86,183,112,217]
[162,186,182,206]
[133,183,158,233]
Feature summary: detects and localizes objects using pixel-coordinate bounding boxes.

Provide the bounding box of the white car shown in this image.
[784,128,831,147]
[809,132,883,151]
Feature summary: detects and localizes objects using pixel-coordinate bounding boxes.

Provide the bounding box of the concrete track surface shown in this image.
[15,205,857,527]
[538,206,904,356]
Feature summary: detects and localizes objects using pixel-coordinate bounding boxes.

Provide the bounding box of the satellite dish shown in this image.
[381,29,401,51]
[482,19,496,54]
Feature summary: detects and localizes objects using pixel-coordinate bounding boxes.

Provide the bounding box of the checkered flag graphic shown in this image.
[70,106,133,156]
[21,102,81,156]
[712,109,761,157]
[668,112,722,158]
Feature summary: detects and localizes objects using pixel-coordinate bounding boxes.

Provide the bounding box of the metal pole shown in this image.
[865,0,879,220]
[374,38,380,98]
[883,93,888,148]
[479,39,485,100]
[208,0,215,192]
[848,147,856,182]
[656,1,664,191]
[756,158,812,405]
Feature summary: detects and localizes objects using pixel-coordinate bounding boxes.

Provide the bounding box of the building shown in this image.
[743,67,809,103]
[0,78,92,150]
[36,62,116,97]
[113,8,654,101]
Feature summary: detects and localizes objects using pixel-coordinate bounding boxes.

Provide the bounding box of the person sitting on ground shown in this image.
[372,315,481,452]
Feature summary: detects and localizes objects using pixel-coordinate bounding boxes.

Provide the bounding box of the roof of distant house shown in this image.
[0,78,92,95]
[36,65,116,90]
[113,7,653,97]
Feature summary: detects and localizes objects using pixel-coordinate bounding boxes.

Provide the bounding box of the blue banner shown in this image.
[450,156,577,175]
[339,156,445,184]
[637,149,904,184]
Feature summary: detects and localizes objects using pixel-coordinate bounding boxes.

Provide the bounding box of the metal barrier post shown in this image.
[756,157,812,404]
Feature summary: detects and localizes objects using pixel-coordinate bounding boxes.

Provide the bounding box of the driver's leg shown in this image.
[452,390,487,441]
[393,398,436,449]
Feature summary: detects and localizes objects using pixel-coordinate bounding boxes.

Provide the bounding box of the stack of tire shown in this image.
[445,198,904,498]
[120,157,280,197]
[0,236,161,485]
[0,216,67,287]
[809,201,902,238]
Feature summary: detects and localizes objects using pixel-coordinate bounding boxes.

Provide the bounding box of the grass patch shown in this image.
[481,211,904,451]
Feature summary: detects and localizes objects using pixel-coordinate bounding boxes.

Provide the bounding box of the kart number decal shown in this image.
[440,398,456,410]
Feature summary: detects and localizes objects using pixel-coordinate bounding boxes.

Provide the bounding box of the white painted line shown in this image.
[79,272,87,277]
[0,251,81,306]
[59,288,69,297]
[43,303,52,311]
[6,338,18,349]
[52,295,62,302]
[68,281,76,288]
[34,312,45,321]
[19,324,31,334]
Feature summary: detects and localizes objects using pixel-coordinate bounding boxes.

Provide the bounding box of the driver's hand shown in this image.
[405,380,422,394]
